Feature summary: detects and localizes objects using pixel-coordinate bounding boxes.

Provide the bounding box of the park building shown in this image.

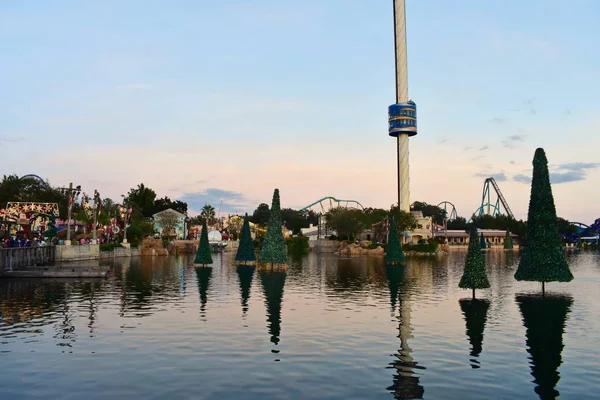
[153,208,187,239]
[433,229,519,248]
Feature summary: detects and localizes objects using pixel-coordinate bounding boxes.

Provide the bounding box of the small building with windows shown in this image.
[433,229,519,247]
[409,211,433,243]
[153,208,187,239]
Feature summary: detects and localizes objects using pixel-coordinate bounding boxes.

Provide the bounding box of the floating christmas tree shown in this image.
[258,189,288,267]
[504,230,514,250]
[514,148,573,295]
[235,213,256,266]
[194,220,213,266]
[385,216,405,265]
[459,226,490,299]
[479,233,487,249]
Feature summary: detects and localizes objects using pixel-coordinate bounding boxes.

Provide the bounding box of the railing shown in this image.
[0,246,56,272]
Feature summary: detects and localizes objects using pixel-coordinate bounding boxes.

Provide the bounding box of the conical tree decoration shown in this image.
[459,226,490,298]
[235,214,256,265]
[194,220,213,266]
[515,148,573,287]
[479,233,487,249]
[459,298,490,369]
[258,189,288,265]
[385,216,405,265]
[504,230,514,249]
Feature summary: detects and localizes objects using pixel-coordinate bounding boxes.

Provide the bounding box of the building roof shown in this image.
[153,208,186,218]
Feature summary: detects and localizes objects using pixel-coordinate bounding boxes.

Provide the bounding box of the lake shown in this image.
[0,251,599,399]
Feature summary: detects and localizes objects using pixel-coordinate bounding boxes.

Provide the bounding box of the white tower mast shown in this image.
[389,0,417,212]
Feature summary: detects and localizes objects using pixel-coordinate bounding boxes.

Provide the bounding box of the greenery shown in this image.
[471,214,527,244]
[250,203,270,225]
[324,208,366,241]
[403,240,439,253]
[286,235,309,255]
[504,230,513,249]
[447,216,469,230]
[99,243,123,252]
[385,216,405,265]
[156,209,180,238]
[411,201,447,225]
[194,220,213,266]
[258,189,288,265]
[124,183,188,223]
[200,205,216,226]
[515,148,573,286]
[459,226,490,297]
[126,225,144,247]
[235,214,256,264]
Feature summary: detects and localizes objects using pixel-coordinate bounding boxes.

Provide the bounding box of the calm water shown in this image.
[1,251,599,400]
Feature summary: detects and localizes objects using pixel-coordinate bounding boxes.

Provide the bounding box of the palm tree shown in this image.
[200,204,216,225]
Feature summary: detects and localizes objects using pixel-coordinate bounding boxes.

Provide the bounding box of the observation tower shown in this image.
[388,0,417,212]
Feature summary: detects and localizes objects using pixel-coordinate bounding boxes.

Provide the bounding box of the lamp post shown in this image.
[92,190,100,244]
[118,202,130,244]
[59,182,81,245]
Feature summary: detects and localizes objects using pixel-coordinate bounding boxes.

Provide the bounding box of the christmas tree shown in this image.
[504,230,514,249]
[385,216,405,265]
[516,294,572,399]
[459,226,490,298]
[194,220,213,266]
[235,213,256,265]
[514,148,573,294]
[459,299,490,369]
[479,233,487,249]
[258,189,288,266]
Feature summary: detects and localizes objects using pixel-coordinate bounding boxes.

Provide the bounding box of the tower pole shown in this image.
[394,0,411,212]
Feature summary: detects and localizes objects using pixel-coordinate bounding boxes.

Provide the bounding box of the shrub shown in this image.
[100,243,123,252]
[286,236,309,255]
[404,240,439,253]
[126,225,144,247]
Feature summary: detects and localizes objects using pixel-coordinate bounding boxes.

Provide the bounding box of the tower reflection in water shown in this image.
[459,298,490,369]
[236,266,255,316]
[195,267,213,320]
[259,269,286,358]
[516,294,572,400]
[385,266,425,399]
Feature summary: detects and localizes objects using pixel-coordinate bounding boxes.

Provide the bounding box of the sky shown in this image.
[1,0,599,223]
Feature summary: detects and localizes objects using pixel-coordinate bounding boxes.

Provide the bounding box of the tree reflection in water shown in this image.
[236,266,255,316]
[459,298,490,369]
[259,269,286,358]
[385,266,425,399]
[516,294,572,400]
[195,267,213,320]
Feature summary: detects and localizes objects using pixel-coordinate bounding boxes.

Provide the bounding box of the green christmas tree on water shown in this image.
[459,225,490,299]
[514,148,573,295]
[235,214,256,265]
[504,230,514,249]
[479,233,487,249]
[258,189,288,267]
[385,216,405,265]
[194,220,213,266]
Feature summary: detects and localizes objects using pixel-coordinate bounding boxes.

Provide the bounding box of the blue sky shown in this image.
[1,0,599,222]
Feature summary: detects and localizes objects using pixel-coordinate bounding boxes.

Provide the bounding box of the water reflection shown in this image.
[196,267,213,319]
[516,294,573,400]
[459,298,490,369]
[259,269,286,356]
[236,266,255,316]
[385,266,425,400]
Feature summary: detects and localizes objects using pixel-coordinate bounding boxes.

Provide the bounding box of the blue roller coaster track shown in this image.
[19,174,47,184]
[300,197,364,213]
[468,177,514,222]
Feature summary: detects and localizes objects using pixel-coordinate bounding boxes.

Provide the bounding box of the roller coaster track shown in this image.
[299,197,364,213]
[470,177,514,221]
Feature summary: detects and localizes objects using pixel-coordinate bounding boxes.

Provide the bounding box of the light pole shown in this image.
[59,183,81,245]
[92,190,100,244]
[119,197,131,244]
